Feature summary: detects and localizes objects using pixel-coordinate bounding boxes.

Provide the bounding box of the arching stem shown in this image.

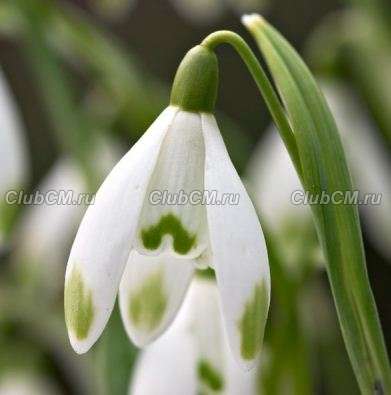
[202,31,302,178]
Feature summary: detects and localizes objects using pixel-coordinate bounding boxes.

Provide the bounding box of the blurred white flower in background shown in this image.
[12,137,121,296]
[169,0,225,24]
[0,372,60,395]
[247,80,391,261]
[12,158,85,295]
[89,0,267,26]
[0,68,28,245]
[169,0,267,25]
[130,277,261,395]
[321,82,391,260]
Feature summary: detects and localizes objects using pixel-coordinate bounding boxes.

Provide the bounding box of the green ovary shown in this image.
[64,267,94,340]
[129,271,168,332]
[141,213,196,255]
[197,359,224,392]
[238,281,268,360]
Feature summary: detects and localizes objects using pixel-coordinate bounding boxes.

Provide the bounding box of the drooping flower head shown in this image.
[64,44,270,369]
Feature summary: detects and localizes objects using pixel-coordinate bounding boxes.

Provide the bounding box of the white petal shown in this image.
[135,110,208,259]
[64,106,177,353]
[129,278,260,395]
[119,251,194,347]
[130,316,197,395]
[202,113,270,370]
[189,279,227,394]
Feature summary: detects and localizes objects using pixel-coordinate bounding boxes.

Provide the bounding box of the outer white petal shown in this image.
[119,251,194,347]
[135,110,208,259]
[64,106,177,353]
[201,114,270,370]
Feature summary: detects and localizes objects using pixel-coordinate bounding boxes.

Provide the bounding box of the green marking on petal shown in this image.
[197,359,224,392]
[129,270,168,332]
[141,213,196,255]
[64,266,94,340]
[238,280,268,360]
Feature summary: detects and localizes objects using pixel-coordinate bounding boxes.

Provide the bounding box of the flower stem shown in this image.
[202,31,302,177]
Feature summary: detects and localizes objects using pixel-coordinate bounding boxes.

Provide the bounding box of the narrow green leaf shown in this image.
[244,15,391,394]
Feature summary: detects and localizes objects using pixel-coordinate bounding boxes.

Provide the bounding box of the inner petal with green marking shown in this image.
[141,212,197,255]
[238,280,269,360]
[129,270,168,332]
[64,266,94,340]
[135,110,208,259]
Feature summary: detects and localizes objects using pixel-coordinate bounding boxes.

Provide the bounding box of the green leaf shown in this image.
[244,15,391,394]
[94,303,137,395]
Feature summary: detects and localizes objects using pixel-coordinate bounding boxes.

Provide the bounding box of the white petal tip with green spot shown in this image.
[119,251,194,348]
[201,113,270,369]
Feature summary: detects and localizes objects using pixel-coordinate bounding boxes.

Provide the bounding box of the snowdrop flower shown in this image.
[130,277,260,395]
[0,68,28,243]
[247,80,390,259]
[64,45,270,369]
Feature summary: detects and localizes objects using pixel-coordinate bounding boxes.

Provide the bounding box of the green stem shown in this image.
[202,31,302,177]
